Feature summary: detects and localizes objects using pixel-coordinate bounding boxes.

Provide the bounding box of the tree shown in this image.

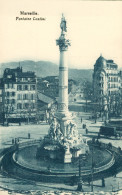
[4,103,14,125]
[83,81,93,112]
[108,93,122,117]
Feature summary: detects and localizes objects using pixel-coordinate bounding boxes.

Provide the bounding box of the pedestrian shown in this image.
[15,138,17,144]
[81,117,82,123]
[114,173,116,178]
[12,138,14,144]
[119,133,121,138]
[83,124,86,129]
[86,128,88,134]
[28,133,30,139]
[102,177,105,187]
[98,132,100,139]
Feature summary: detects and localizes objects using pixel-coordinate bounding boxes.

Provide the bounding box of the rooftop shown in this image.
[38,91,55,104]
[3,67,36,81]
[17,71,36,78]
[95,55,118,70]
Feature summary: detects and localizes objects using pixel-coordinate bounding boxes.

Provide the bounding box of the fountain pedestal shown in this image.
[37,14,89,164]
[64,144,72,163]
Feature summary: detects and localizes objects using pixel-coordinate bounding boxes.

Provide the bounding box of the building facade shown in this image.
[0,78,4,123]
[2,67,37,123]
[93,55,121,116]
[119,70,122,95]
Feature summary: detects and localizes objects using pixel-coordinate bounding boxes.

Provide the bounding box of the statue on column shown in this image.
[60,14,67,33]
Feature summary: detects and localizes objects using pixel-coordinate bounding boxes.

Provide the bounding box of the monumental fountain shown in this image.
[0,15,117,187]
[36,14,89,163]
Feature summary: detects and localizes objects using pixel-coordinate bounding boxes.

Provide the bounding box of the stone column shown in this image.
[58,51,68,114]
[56,14,71,119]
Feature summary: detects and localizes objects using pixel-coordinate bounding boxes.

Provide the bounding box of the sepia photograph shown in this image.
[0,0,122,194]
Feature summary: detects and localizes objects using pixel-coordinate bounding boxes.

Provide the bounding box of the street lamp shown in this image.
[91,146,95,192]
[77,154,86,191]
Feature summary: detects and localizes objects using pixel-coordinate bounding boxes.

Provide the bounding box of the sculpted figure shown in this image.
[56,123,64,141]
[60,14,67,33]
[49,118,57,140]
[56,123,61,137]
[49,123,54,139]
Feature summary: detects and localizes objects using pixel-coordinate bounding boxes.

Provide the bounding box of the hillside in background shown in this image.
[0,60,93,82]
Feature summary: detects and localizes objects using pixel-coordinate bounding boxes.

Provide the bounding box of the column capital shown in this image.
[56,35,71,52]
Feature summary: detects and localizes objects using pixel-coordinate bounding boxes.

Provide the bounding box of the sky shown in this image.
[0,0,122,69]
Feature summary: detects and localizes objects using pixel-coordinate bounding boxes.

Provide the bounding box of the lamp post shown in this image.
[77,154,86,191]
[91,146,94,192]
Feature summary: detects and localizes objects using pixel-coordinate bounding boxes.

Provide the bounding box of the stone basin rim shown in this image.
[12,144,115,176]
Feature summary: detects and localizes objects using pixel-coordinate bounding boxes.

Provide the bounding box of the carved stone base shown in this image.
[40,113,89,164]
[64,151,72,163]
[55,110,72,121]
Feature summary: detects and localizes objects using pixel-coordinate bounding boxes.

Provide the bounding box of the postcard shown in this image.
[0,1,122,195]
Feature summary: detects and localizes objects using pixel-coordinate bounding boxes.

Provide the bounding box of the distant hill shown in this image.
[68,68,93,82]
[0,60,93,82]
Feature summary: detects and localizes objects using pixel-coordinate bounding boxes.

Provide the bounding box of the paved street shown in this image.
[0,102,122,194]
[0,122,49,150]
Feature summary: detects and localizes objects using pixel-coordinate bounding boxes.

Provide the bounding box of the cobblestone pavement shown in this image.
[0,102,122,194]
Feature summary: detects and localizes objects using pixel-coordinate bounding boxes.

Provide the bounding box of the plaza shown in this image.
[0,99,122,194]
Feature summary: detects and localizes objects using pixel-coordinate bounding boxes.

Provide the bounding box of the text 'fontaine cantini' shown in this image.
[16,11,46,21]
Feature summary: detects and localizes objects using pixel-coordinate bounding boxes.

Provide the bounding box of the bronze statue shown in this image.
[60,14,67,32]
